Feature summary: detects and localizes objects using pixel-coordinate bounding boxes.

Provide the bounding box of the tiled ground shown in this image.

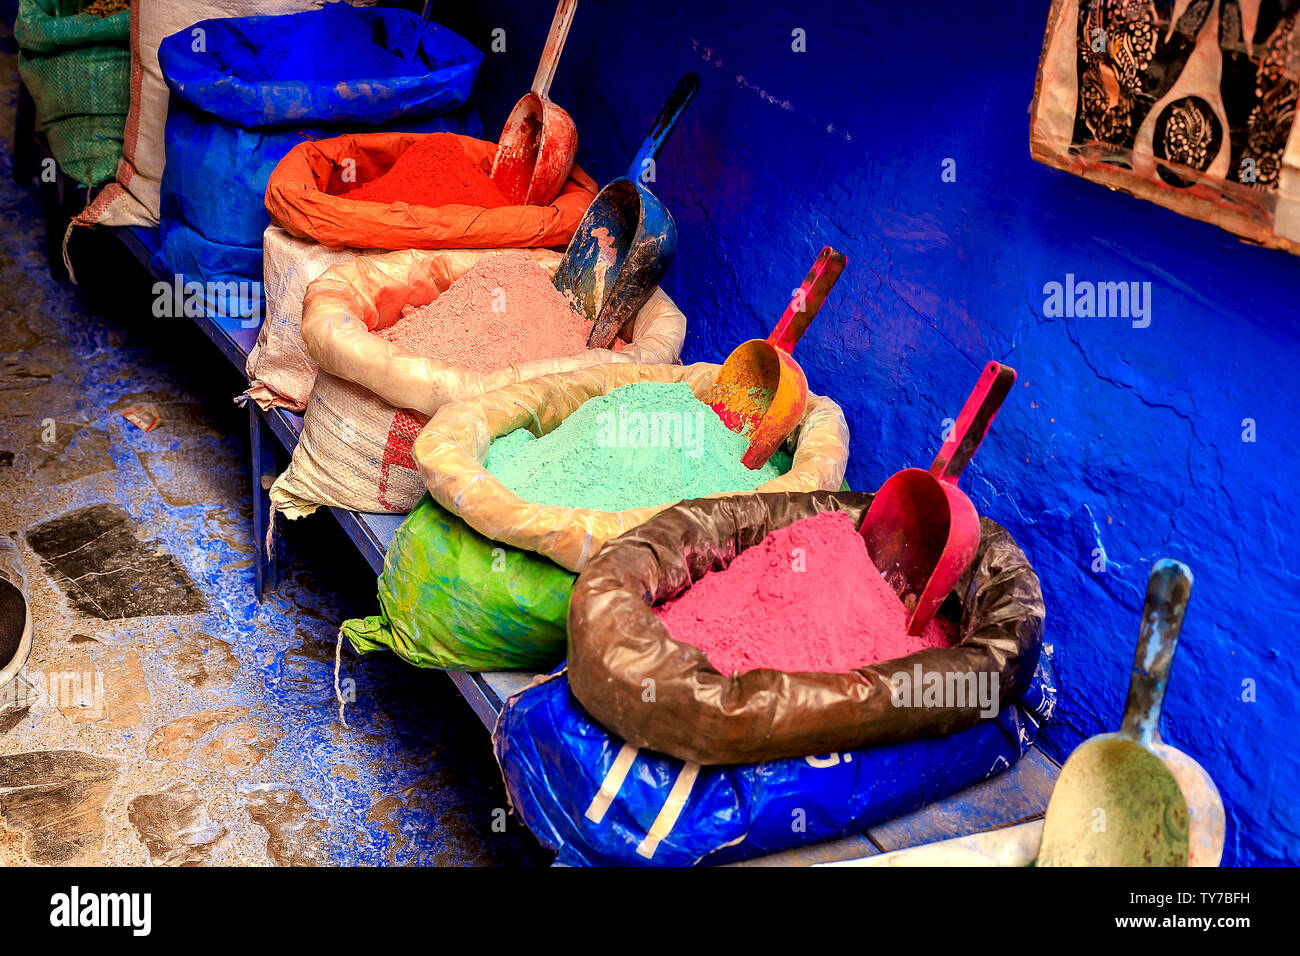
[0,46,548,867]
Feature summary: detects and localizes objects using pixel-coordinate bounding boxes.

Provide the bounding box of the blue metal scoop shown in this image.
[554,72,699,349]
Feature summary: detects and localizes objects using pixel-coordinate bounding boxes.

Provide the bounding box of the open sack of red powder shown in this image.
[264,131,599,251]
[267,249,688,519]
[566,490,1045,765]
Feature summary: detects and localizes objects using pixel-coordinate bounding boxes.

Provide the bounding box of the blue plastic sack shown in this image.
[156,3,483,318]
[494,653,1058,866]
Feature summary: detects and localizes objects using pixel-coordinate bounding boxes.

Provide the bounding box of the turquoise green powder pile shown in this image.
[484,382,793,511]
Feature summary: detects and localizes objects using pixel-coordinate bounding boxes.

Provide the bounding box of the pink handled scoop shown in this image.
[859,360,1016,635]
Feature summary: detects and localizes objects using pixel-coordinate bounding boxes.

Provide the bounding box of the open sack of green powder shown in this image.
[412,363,851,573]
[340,363,849,672]
[341,493,576,671]
[268,248,688,518]
[566,490,1045,765]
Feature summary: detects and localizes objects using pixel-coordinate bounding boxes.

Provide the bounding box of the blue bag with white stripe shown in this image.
[494,652,1057,866]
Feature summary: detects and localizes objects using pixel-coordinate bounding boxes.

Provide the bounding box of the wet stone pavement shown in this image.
[0,49,548,866]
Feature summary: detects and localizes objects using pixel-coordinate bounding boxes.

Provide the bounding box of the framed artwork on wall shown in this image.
[1031,0,1300,255]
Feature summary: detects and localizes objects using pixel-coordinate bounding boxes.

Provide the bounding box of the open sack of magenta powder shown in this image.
[566,490,1046,765]
[268,249,687,518]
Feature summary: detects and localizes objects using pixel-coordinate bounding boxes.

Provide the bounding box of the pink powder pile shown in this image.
[378,252,597,372]
[654,511,954,675]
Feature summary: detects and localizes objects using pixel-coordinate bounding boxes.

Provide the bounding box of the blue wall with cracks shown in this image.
[437,0,1300,865]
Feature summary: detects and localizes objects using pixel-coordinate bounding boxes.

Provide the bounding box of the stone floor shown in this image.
[0,43,548,866]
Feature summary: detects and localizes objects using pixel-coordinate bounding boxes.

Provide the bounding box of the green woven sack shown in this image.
[15,0,130,187]
[342,494,576,671]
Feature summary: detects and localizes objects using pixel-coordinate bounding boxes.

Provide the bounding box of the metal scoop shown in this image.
[705,247,847,469]
[824,561,1225,869]
[1037,559,1225,866]
[490,0,580,206]
[859,361,1016,635]
[554,72,700,349]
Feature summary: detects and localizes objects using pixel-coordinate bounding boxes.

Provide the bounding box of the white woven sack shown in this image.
[72,0,373,233]
[244,226,382,412]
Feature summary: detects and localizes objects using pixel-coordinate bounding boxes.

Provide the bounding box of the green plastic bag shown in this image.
[342,494,576,671]
[16,0,130,187]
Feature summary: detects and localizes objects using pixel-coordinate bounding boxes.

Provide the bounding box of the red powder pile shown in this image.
[342,134,509,208]
[379,252,596,371]
[654,511,954,674]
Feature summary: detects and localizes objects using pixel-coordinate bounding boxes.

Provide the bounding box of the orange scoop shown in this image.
[706,247,847,469]
[490,0,580,206]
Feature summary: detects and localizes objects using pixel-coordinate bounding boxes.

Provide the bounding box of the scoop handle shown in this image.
[1121,559,1194,745]
[767,247,847,354]
[626,73,700,181]
[928,361,1016,483]
[531,0,579,99]
[411,0,434,60]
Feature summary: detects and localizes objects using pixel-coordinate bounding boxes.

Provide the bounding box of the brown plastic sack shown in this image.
[264,131,598,251]
[413,364,851,572]
[268,251,688,518]
[566,491,1045,765]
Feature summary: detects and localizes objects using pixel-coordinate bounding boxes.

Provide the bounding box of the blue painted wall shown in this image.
[437,0,1300,865]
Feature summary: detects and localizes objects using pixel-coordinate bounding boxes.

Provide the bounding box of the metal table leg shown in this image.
[250,404,283,598]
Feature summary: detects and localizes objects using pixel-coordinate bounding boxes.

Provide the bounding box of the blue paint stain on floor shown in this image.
[0,48,548,866]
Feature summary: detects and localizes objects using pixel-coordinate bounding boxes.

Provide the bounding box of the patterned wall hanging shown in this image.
[1031,0,1299,255]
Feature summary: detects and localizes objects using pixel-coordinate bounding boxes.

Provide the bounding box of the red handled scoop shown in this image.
[490,0,580,206]
[859,360,1016,635]
[705,247,847,469]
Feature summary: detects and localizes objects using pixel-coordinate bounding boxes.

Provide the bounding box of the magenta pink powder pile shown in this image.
[378,252,598,372]
[654,511,954,675]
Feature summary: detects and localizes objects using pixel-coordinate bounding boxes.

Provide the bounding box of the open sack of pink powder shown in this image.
[268,248,687,519]
[566,490,1046,765]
